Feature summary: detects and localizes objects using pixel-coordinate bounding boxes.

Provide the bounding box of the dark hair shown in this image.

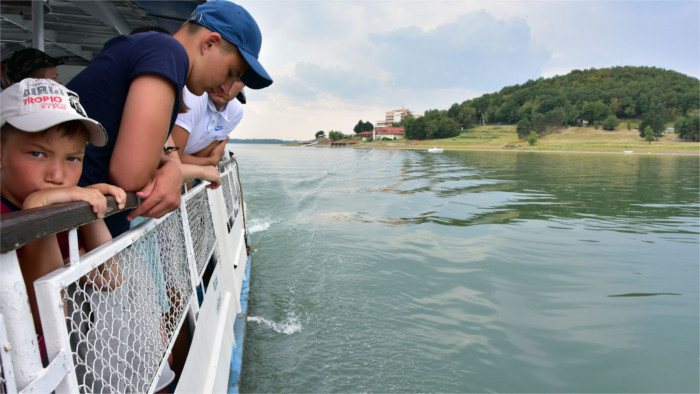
[5,48,63,84]
[129,26,171,35]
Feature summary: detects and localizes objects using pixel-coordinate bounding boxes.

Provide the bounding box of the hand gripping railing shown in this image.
[0,157,249,393]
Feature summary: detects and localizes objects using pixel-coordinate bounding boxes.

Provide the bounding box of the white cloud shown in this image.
[370,10,551,91]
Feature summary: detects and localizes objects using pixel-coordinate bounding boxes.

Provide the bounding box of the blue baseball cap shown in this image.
[189,0,272,89]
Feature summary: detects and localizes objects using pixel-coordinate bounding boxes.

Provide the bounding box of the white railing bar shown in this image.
[20,349,73,394]
[0,314,19,394]
[179,198,200,292]
[68,228,79,266]
[0,253,43,391]
[33,275,79,393]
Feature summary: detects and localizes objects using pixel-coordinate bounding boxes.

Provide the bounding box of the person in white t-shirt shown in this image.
[171,81,245,167]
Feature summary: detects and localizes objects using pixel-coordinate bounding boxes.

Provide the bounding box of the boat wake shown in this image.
[247,218,272,234]
[248,315,302,335]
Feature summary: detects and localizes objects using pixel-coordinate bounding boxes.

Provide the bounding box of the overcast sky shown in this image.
[232,0,700,141]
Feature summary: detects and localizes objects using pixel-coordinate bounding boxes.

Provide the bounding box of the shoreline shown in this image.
[347,144,700,156]
[298,125,699,156]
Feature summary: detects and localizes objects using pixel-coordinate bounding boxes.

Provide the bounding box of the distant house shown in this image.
[374,127,405,140]
[358,131,374,141]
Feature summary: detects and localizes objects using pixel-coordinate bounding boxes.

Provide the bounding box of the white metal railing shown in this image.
[0,157,249,393]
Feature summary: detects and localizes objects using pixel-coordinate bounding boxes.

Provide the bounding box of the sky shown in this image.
[231,0,700,141]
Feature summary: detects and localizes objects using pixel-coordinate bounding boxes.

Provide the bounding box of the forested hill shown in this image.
[404,66,699,141]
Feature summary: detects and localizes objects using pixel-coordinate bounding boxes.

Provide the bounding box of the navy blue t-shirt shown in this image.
[67,32,189,236]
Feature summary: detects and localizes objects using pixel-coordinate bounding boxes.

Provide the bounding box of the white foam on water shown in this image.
[247,219,271,234]
[248,315,302,335]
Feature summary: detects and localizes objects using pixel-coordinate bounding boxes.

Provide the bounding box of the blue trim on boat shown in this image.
[228,233,252,393]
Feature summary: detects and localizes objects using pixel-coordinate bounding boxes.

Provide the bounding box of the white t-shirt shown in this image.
[175,86,244,155]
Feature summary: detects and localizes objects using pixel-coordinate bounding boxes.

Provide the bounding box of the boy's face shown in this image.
[0,126,86,207]
[190,39,250,96]
[209,80,245,108]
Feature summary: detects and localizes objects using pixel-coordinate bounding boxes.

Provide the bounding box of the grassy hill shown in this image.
[364,125,699,155]
[402,66,699,142]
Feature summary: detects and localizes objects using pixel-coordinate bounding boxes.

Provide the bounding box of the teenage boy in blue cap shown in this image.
[67,0,272,237]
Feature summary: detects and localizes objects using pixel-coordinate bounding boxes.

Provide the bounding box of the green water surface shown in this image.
[235,146,699,393]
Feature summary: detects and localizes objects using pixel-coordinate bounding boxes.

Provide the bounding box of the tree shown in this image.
[405,110,455,140]
[456,103,477,129]
[639,99,667,140]
[531,113,546,134]
[328,130,345,140]
[402,113,415,132]
[581,100,611,126]
[353,120,373,134]
[437,117,460,138]
[424,119,439,139]
[643,126,655,144]
[675,114,700,142]
[495,99,520,124]
[315,130,325,139]
[404,116,423,140]
[516,117,532,139]
[448,102,461,119]
[528,108,566,135]
[609,97,623,116]
[602,115,620,130]
[527,131,537,146]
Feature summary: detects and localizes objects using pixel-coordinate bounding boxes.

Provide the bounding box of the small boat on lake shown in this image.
[427,147,444,153]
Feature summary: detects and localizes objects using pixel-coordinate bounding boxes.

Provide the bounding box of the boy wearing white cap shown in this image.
[0,78,126,340]
[67,0,273,237]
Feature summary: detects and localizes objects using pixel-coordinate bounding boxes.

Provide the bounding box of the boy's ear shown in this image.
[201,32,223,53]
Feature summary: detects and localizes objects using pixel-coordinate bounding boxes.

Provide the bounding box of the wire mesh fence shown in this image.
[64,211,191,393]
[184,188,216,278]
[221,170,235,219]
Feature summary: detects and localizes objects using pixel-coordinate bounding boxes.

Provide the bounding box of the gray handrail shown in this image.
[1,157,242,254]
[0,194,140,254]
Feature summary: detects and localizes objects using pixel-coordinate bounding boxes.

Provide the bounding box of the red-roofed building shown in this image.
[374,127,405,140]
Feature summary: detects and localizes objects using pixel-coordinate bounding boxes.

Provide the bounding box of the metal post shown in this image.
[31,0,45,50]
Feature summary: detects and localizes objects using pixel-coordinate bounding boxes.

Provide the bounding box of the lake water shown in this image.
[233,144,699,393]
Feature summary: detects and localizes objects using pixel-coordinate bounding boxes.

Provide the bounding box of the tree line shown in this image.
[403,66,699,141]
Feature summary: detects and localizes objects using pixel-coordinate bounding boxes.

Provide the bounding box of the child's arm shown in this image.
[108,74,183,220]
[84,183,127,210]
[180,163,222,189]
[192,137,230,164]
[165,136,222,189]
[171,124,228,166]
[23,186,116,218]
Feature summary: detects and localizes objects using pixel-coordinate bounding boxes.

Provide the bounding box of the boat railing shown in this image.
[0,156,249,393]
